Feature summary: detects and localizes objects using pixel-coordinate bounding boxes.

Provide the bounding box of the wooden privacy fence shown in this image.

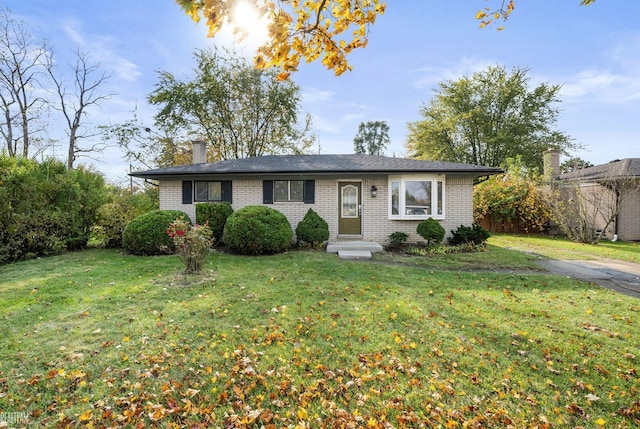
[475,215,546,234]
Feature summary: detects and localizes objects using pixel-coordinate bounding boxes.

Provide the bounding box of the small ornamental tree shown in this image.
[416,218,445,246]
[166,219,213,274]
[295,209,329,247]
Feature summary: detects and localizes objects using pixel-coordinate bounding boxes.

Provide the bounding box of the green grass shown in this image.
[489,234,640,263]
[1,248,639,428]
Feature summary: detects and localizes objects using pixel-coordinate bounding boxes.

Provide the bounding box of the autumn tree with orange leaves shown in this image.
[176,0,597,77]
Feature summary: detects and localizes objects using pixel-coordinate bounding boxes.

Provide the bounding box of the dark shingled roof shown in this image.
[130,154,502,178]
[558,158,640,182]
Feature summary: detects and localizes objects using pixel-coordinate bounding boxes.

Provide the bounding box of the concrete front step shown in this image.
[337,250,372,260]
[326,241,383,254]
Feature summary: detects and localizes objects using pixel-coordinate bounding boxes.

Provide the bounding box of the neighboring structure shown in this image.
[545,149,640,241]
[131,144,501,243]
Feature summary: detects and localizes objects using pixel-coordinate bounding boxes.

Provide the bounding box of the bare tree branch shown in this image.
[46,47,114,169]
[0,8,52,157]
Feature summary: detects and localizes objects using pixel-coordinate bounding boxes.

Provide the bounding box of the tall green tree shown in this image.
[353,120,390,155]
[148,47,313,161]
[560,156,593,174]
[406,65,578,171]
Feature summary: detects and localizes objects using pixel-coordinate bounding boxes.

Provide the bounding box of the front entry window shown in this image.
[341,184,358,218]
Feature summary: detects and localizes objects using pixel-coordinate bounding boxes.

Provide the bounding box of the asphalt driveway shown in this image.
[537,259,640,298]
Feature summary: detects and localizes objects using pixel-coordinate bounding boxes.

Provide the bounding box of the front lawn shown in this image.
[1,248,638,428]
[489,234,640,263]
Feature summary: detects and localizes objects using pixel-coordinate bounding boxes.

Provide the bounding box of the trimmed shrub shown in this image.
[295,209,329,247]
[223,206,292,255]
[416,218,445,246]
[196,202,233,245]
[386,231,408,251]
[122,210,190,255]
[448,223,490,246]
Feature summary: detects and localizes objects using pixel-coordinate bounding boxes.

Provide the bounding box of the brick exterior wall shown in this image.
[159,176,475,244]
[159,180,197,221]
[618,187,640,241]
[555,183,640,242]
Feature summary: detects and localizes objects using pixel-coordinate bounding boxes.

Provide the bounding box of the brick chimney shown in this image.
[192,138,207,164]
[543,148,560,181]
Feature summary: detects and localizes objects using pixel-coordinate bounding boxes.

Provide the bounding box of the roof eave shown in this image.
[130,168,503,179]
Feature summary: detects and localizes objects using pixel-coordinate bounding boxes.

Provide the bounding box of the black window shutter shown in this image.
[263,180,274,204]
[182,181,193,204]
[303,180,315,204]
[221,181,232,204]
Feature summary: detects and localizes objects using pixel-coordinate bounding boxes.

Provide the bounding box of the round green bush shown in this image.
[416,218,445,246]
[295,208,329,246]
[223,206,292,255]
[196,202,233,245]
[122,210,190,255]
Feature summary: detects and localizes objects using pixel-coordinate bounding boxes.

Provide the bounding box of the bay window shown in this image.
[389,176,445,219]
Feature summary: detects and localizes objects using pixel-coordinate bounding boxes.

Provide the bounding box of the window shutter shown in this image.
[303,180,315,204]
[263,180,273,204]
[182,181,193,204]
[221,180,232,204]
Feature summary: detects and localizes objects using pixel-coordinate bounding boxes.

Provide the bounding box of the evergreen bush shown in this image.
[223,206,292,255]
[448,224,491,245]
[295,209,329,247]
[196,202,233,245]
[122,210,190,255]
[416,218,445,246]
[386,231,409,251]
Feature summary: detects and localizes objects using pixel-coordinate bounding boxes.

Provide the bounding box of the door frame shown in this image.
[337,181,362,236]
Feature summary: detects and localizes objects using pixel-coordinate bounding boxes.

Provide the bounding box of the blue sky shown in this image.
[4,0,640,184]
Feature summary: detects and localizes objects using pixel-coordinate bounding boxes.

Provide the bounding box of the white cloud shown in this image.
[559,33,640,103]
[560,70,620,99]
[62,20,85,46]
[411,57,496,90]
[560,68,640,104]
[59,18,142,83]
[302,87,335,103]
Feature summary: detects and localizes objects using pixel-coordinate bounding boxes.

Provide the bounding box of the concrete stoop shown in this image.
[337,250,373,260]
[326,241,383,260]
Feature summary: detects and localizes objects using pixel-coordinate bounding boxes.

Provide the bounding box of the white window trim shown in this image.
[388,175,445,220]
